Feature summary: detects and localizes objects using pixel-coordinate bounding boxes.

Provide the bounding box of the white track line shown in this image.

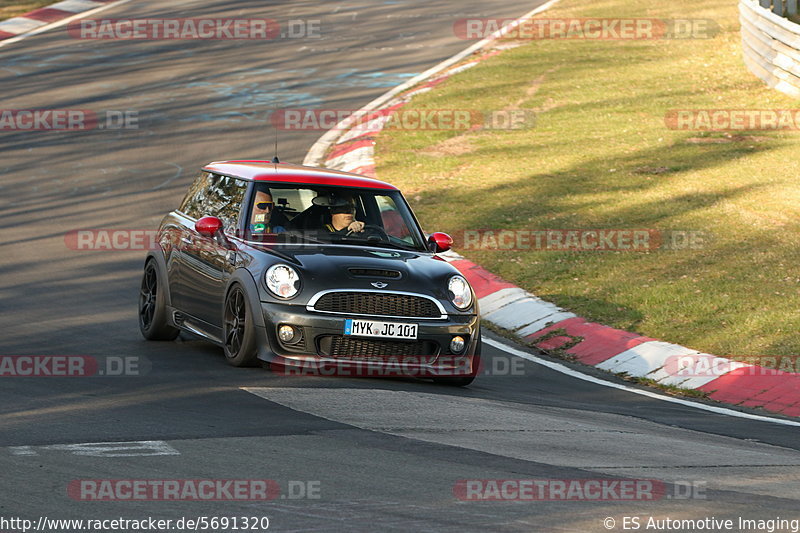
[486,337,800,428]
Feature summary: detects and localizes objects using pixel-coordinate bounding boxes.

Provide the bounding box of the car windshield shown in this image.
[243,184,428,251]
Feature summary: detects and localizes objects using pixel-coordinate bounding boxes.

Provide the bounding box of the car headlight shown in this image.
[265,264,301,299]
[448,275,472,310]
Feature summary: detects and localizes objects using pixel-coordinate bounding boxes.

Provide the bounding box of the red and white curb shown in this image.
[303,0,800,418]
[0,0,128,48]
[445,253,800,418]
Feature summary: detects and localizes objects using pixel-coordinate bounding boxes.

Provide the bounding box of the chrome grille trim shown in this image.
[306,289,447,320]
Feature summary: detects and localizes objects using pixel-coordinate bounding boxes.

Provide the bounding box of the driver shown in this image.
[320,195,365,234]
[250,189,286,235]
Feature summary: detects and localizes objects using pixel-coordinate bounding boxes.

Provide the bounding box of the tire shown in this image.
[222,284,258,367]
[139,259,180,341]
[434,331,482,387]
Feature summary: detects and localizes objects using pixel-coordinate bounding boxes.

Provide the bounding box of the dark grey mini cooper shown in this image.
[139,160,480,385]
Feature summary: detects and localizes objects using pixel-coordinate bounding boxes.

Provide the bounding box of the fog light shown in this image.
[450,336,466,353]
[278,325,297,343]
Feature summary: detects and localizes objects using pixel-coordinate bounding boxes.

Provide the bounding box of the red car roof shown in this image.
[202,161,398,190]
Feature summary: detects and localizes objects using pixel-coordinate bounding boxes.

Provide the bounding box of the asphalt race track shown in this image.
[1,1,800,532]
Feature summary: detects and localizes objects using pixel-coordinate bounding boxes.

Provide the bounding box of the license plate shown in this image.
[344,319,418,340]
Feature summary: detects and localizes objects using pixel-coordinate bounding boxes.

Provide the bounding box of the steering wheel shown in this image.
[353,224,389,241]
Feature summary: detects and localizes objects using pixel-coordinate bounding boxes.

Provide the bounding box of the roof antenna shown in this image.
[271,121,280,164]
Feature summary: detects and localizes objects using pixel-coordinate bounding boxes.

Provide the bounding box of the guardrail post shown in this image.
[759,0,771,7]
[788,0,798,15]
[774,0,786,15]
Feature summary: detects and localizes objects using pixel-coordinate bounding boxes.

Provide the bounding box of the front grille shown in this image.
[312,292,441,318]
[317,335,438,361]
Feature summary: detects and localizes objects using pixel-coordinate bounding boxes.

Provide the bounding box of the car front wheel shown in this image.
[223,285,258,367]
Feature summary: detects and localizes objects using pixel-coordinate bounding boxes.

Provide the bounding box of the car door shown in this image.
[169,171,213,315]
[178,174,247,332]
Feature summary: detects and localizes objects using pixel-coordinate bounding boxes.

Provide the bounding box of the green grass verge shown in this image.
[0,1,54,21]
[376,0,800,364]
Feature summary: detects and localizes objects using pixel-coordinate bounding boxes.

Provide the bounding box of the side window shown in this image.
[247,186,315,235]
[376,195,411,242]
[179,172,212,219]
[204,175,247,234]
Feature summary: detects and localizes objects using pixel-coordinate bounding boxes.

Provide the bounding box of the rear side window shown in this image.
[205,175,247,233]
[179,172,212,219]
[178,173,247,234]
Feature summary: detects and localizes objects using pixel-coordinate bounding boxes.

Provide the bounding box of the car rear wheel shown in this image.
[433,331,481,387]
[139,260,180,341]
[223,285,258,367]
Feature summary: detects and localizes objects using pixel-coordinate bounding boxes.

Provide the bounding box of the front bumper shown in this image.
[254,301,480,377]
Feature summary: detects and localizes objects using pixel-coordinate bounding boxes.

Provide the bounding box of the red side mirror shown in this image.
[428,232,453,253]
[195,216,223,237]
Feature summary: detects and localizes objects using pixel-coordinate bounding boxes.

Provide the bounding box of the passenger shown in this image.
[249,189,286,234]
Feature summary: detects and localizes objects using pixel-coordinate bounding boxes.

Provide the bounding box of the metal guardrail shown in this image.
[759,0,798,17]
[741,0,800,97]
